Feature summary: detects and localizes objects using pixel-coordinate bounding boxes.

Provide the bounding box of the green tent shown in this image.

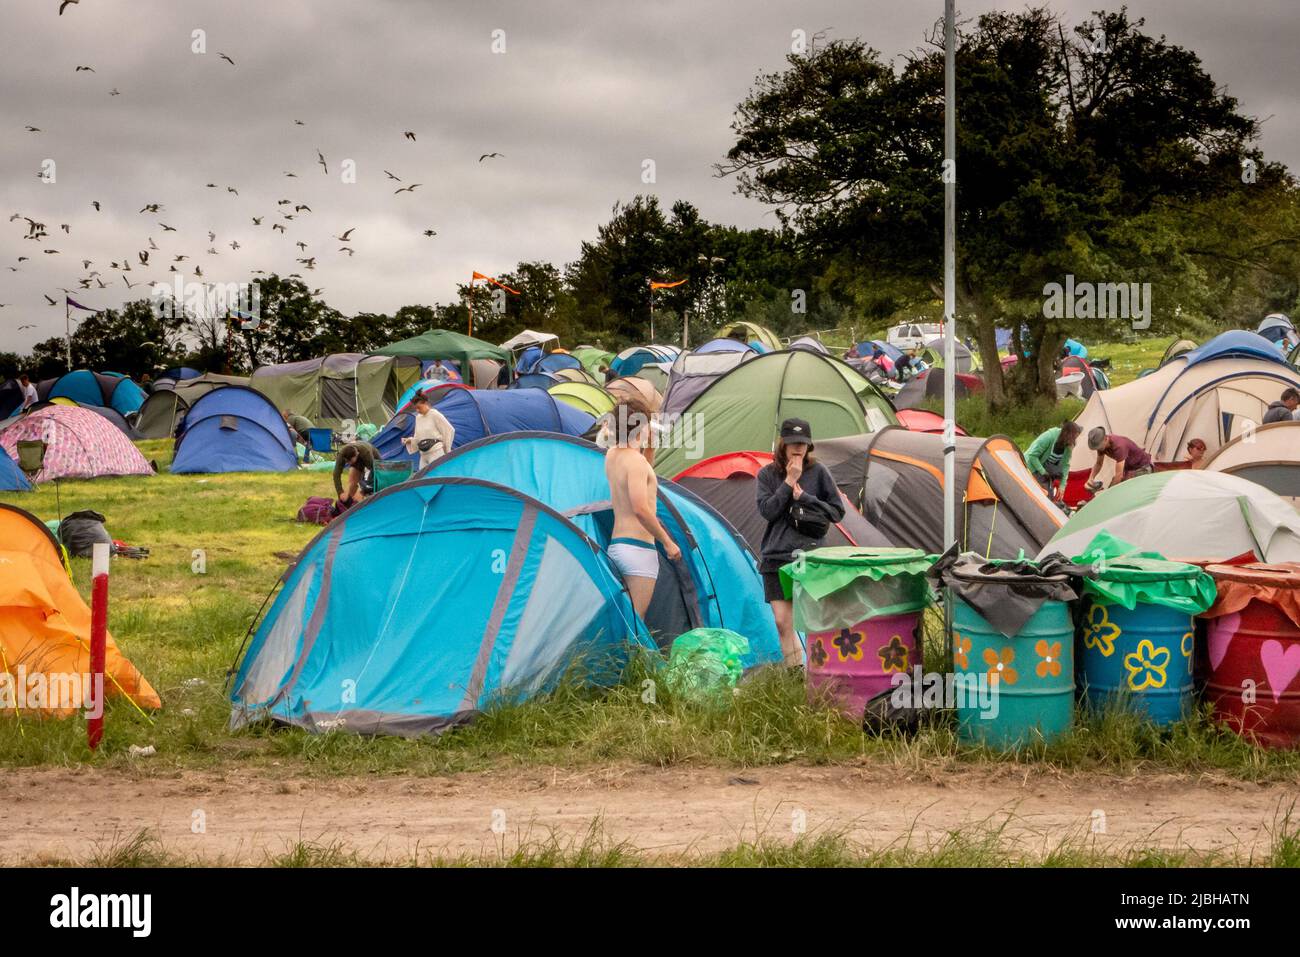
[249,354,420,429]
[372,329,513,376]
[632,364,669,394]
[653,349,898,476]
[572,346,615,378]
[548,381,616,418]
[718,321,782,353]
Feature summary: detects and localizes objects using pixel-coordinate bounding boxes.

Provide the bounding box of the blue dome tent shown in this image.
[610,345,677,377]
[171,385,297,474]
[38,369,146,416]
[372,388,595,464]
[420,432,781,663]
[695,338,755,355]
[0,447,31,491]
[229,477,654,736]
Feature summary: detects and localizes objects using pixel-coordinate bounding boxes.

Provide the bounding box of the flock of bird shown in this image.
[5,0,508,329]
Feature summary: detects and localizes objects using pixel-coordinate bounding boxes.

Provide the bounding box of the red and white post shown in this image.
[88,542,109,750]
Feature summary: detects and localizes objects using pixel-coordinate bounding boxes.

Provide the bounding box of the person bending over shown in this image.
[333,440,379,506]
[1086,427,1152,490]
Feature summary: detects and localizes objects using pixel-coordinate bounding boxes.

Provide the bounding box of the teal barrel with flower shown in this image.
[781,547,935,722]
[1076,556,1216,726]
[938,557,1080,749]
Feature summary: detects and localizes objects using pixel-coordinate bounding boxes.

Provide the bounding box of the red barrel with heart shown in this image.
[1201,564,1300,749]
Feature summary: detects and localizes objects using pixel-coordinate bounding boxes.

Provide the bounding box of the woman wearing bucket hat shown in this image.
[755,418,845,667]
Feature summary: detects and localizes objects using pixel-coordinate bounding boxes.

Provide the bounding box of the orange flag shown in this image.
[472,271,521,294]
[649,278,687,290]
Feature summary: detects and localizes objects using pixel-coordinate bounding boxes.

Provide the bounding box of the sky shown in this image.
[1,0,1297,353]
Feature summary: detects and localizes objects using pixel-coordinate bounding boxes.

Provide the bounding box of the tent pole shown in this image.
[942,0,958,667]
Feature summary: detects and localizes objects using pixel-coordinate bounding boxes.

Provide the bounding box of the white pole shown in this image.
[942,0,958,658]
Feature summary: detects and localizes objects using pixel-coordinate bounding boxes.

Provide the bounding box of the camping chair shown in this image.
[16,439,61,518]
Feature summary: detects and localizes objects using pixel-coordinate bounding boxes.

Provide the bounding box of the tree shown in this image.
[719,7,1276,405]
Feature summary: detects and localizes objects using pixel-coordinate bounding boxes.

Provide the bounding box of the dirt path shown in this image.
[2,764,1295,863]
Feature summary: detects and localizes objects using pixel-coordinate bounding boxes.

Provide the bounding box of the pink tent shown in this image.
[0,405,152,483]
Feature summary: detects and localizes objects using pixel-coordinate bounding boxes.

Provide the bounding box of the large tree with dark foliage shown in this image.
[719,7,1284,404]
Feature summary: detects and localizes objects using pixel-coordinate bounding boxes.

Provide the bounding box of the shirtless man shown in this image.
[604,401,681,618]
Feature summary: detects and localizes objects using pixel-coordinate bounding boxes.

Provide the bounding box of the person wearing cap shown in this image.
[1085,427,1153,489]
[604,398,681,619]
[401,390,455,470]
[755,418,845,668]
[1024,421,1081,501]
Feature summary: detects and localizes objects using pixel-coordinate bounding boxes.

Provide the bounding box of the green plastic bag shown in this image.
[1072,530,1216,614]
[355,422,379,441]
[663,628,750,701]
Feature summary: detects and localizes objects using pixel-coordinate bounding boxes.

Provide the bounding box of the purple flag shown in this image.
[66,296,98,312]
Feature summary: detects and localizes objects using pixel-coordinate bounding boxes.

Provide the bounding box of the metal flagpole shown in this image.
[942,0,958,663]
[467,273,475,337]
[64,297,72,370]
[648,282,655,343]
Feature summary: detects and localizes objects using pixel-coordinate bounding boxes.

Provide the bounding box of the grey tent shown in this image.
[135,373,249,439]
[250,354,420,428]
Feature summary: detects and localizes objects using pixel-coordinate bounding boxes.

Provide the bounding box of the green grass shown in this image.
[26,812,1300,867]
[1,336,1298,783]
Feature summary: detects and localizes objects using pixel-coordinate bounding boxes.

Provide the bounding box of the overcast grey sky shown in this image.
[1,0,1296,353]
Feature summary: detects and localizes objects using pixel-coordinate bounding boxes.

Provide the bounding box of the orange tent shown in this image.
[0,504,160,716]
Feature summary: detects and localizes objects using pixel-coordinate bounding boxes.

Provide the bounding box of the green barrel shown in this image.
[953,598,1075,748]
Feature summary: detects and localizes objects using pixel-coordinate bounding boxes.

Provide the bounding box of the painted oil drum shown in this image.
[805,611,923,721]
[1080,600,1194,726]
[1203,564,1300,749]
[953,598,1074,748]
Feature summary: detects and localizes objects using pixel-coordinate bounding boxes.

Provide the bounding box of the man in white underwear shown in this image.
[604,400,681,619]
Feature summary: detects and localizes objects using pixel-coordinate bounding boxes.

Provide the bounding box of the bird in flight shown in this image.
[478,152,504,162]
[295,204,311,213]
[227,186,239,195]
[294,120,305,126]
[109,88,120,96]
[208,231,217,242]
[159,222,177,231]
[218,53,235,66]
[284,171,298,178]
[272,223,286,233]
[140,203,162,213]
[339,247,354,256]
[230,240,240,250]
[296,241,308,252]
[404,131,417,141]
[252,216,263,225]
[25,126,41,133]
[123,276,138,289]
[92,201,100,211]
[316,150,328,174]
[423,229,437,237]
[44,294,57,306]
[384,170,401,181]
[394,183,422,194]
[335,228,355,242]
[138,251,149,265]
[75,65,94,73]
[59,0,79,14]
[44,249,60,254]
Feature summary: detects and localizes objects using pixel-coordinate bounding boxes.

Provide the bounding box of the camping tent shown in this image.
[420,432,780,659]
[1043,470,1300,563]
[1060,355,1107,397]
[718,321,781,353]
[228,477,655,737]
[1067,330,1300,495]
[250,353,421,428]
[500,330,559,353]
[789,336,830,355]
[662,346,756,414]
[0,447,31,491]
[371,329,513,379]
[171,385,297,474]
[37,370,146,416]
[653,349,898,476]
[695,337,755,355]
[0,405,152,483]
[1160,338,1197,367]
[0,379,23,420]
[1203,421,1300,507]
[893,369,981,410]
[135,373,248,439]
[572,346,615,378]
[609,345,679,378]
[604,375,662,413]
[896,408,968,436]
[920,337,979,373]
[672,451,889,553]
[1257,313,1296,346]
[631,363,670,394]
[548,381,617,418]
[28,400,141,440]
[0,503,160,715]
[372,387,595,464]
[817,428,1066,558]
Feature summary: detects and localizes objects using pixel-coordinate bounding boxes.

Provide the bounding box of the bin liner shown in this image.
[931,549,1086,639]
[1070,531,1216,614]
[779,547,934,633]
[1200,563,1300,630]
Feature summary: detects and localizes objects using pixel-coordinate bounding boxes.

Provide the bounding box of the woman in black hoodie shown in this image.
[755,418,845,666]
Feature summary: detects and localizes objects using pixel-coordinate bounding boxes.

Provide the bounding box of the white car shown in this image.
[886,322,943,352]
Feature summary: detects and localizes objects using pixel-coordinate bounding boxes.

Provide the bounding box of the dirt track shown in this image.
[3,764,1296,864]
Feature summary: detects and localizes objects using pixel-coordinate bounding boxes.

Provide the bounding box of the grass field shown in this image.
[5,335,1298,788]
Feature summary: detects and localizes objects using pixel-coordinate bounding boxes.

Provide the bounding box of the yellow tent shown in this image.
[0,504,160,716]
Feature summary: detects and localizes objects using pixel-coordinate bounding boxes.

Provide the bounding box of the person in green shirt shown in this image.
[281,409,314,448]
[333,441,379,506]
[1024,421,1081,502]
